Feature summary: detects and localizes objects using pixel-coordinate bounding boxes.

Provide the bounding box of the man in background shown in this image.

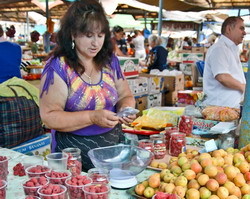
[203,16,246,108]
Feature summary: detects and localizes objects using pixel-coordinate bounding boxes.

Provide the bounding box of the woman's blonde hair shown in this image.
[148,34,162,46]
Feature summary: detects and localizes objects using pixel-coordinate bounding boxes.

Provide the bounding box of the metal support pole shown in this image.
[239,66,250,148]
[44,0,50,53]
[26,12,29,42]
[157,0,163,36]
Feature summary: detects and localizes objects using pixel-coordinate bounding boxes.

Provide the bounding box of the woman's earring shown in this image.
[72,40,75,49]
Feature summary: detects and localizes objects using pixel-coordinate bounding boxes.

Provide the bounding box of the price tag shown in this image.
[199,139,218,153]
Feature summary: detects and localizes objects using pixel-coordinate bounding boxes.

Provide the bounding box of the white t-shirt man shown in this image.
[203,35,246,108]
[132,35,146,60]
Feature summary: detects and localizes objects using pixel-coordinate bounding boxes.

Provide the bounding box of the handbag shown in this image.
[0,84,44,148]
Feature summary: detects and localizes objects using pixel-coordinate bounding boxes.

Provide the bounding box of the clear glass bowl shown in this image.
[88,145,153,180]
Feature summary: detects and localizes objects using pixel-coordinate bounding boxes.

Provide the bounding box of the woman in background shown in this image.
[146,34,168,72]
[39,0,135,171]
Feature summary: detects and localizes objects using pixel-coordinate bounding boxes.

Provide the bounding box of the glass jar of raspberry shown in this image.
[169,132,186,157]
[62,148,82,176]
[150,134,166,159]
[165,127,179,150]
[178,115,193,135]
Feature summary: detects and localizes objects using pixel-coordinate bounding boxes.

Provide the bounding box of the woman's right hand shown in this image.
[90,110,119,128]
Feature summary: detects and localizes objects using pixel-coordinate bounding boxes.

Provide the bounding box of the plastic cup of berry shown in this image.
[87,168,110,184]
[83,183,110,199]
[22,177,49,197]
[65,175,92,199]
[37,183,67,199]
[0,179,7,199]
[25,165,51,178]
[45,170,72,186]
[0,156,9,181]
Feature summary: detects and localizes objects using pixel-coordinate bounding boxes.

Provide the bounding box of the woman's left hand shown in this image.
[119,114,136,126]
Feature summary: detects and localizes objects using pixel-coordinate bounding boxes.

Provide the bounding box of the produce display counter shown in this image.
[0,147,157,199]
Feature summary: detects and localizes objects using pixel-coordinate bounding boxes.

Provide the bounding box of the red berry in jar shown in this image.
[169,132,186,157]
[178,115,193,135]
[165,127,179,150]
[62,148,82,176]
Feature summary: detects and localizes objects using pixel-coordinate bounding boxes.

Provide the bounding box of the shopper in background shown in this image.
[166,37,175,51]
[132,30,146,60]
[145,34,168,73]
[203,16,246,108]
[111,25,128,56]
[0,25,22,83]
[39,0,136,171]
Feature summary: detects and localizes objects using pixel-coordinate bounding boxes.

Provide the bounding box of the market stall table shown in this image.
[0,147,157,199]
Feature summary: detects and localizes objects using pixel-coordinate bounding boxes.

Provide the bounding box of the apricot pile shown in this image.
[135,144,250,199]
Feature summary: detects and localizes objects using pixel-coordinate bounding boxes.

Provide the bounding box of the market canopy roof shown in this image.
[137,0,250,10]
[182,0,250,10]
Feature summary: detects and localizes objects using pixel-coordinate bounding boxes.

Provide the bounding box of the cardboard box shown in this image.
[181,53,204,64]
[179,63,193,76]
[139,73,164,94]
[135,95,147,116]
[191,47,205,53]
[147,93,162,108]
[11,134,51,157]
[163,91,178,106]
[127,77,148,95]
[118,57,139,78]
[162,74,184,92]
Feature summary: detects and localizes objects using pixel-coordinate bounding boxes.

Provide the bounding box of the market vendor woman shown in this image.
[39,0,136,171]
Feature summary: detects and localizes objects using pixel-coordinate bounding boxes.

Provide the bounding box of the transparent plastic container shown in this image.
[37,184,67,199]
[25,165,51,178]
[65,175,92,199]
[62,148,82,176]
[45,170,72,186]
[0,156,9,181]
[87,168,109,184]
[83,183,110,199]
[22,177,49,197]
[0,180,7,199]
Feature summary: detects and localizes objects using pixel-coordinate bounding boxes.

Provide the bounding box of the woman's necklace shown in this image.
[83,68,94,84]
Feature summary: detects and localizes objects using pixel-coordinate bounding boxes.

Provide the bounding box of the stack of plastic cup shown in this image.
[0,179,7,199]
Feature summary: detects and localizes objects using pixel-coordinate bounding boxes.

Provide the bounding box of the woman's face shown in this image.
[114,31,124,40]
[73,29,105,59]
